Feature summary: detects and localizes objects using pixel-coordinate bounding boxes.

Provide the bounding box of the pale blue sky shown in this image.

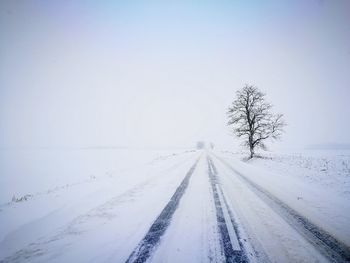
[1,0,350,149]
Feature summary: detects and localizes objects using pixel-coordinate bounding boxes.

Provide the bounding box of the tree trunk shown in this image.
[249,148,254,158]
[249,142,254,159]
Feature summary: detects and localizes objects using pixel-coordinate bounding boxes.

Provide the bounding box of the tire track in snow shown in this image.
[214,154,350,263]
[207,155,249,263]
[126,157,201,263]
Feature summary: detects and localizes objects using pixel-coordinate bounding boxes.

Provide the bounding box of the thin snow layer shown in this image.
[219,150,350,247]
[150,156,223,263]
[0,149,199,262]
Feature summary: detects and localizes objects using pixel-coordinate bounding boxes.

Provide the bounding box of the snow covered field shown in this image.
[222,150,350,197]
[0,148,349,262]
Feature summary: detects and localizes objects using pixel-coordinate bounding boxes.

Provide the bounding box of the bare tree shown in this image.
[227,85,286,158]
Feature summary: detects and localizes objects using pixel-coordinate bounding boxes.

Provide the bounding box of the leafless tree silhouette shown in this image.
[227,85,286,158]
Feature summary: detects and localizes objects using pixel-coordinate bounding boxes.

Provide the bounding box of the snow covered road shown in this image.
[148,156,223,263]
[1,149,349,262]
[125,151,350,263]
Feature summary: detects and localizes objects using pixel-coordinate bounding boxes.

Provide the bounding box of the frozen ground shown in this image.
[0,148,349,262]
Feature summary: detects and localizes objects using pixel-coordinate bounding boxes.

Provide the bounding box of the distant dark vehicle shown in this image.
[196,141,205,149]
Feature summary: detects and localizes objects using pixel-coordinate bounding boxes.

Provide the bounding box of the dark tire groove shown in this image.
[125,157,200,263]
[207,155,249,263]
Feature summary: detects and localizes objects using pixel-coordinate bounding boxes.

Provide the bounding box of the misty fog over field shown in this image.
[1,0,350,150]
[1,1,350,262]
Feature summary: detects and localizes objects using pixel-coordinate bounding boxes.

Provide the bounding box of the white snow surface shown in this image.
[220,149,350,246]
[150,156,223,263]
[0,148,349,262]
[0,148,199,261]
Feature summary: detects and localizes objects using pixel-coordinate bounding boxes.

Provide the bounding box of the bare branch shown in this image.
[227,84,286,158]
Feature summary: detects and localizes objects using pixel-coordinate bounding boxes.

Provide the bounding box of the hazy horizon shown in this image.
[1,0,350,150]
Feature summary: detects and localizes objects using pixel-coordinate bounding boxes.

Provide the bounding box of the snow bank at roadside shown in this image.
[221,149,350,197]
